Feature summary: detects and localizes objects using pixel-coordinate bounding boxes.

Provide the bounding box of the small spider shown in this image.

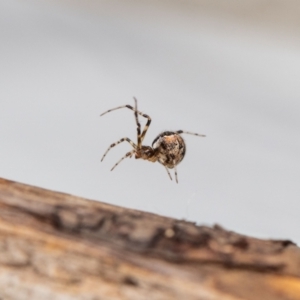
[100,98,205,183]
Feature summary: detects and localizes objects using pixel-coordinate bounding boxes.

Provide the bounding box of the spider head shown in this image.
[135,146,157,162]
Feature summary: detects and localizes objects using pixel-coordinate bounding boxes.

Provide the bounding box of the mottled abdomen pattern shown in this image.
[152,131,186,169]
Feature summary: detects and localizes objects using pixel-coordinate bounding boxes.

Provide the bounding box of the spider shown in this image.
[100,98,205,183]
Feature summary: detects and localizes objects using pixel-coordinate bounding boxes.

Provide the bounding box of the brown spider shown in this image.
[100,98,205,183]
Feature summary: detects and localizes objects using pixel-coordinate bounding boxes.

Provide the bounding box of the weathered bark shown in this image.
[0,177,300,300]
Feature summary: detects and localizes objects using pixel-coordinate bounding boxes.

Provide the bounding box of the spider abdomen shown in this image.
[152,131,186,169]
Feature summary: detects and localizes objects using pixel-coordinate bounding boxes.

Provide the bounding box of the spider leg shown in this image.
[101,138,137,162]
[133,97,152,146]
[174,166,178,184]
[133,97,141,147]
[100,100,152,148]
[164,166,173,181]
[175,130,206,137]
[100,105,130,117]
[111,150,135,171]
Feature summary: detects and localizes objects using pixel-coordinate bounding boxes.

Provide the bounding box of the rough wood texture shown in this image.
[0,177,300,300]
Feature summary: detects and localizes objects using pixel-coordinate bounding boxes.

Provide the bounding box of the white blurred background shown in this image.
[1,0,299,243]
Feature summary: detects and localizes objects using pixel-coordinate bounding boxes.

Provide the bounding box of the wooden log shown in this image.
[0,177,300,300]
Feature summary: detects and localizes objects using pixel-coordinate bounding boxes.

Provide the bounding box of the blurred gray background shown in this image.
[1,0,300,243]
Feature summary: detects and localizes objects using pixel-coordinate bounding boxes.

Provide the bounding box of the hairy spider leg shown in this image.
[101,137,137,162]
[174,166,178,184]
[164,166,173,181]
[111,150,135,171]
[100,101,151,148]
[133,97,152,146]
[175,130,206,137]
[133,97,141,147]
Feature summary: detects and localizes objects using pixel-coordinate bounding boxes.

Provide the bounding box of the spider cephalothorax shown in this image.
[100,98,205,183]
